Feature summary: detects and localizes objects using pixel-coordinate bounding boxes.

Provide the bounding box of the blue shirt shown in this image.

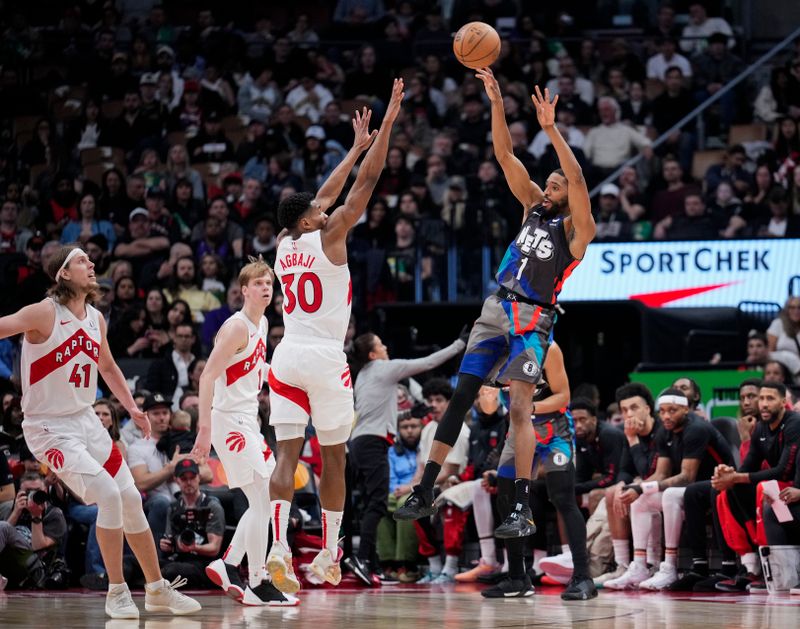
[389,445,417,493]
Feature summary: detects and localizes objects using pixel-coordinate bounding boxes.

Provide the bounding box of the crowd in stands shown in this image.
[1,0,800,593]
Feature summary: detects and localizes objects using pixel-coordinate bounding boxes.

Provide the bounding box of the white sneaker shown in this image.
[639,562,678,591]
[594,564,629,587]
[604,561,652,590]
[144,577,202,615]
[309,548,344,586]
[105,584,140,619]
[539,552,574,579]
[205,558,245,602]
[266,548,301,594]
[790,584,800,595]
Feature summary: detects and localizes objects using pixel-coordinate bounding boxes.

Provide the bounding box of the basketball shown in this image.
[453,22,501,69]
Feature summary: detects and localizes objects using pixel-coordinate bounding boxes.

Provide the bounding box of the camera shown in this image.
[172,506,211,551]
[27,490,49,505]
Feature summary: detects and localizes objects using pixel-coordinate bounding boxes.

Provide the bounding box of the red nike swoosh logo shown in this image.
[250,333,255,338]
[629,282,739,308]
[60,320,72,325]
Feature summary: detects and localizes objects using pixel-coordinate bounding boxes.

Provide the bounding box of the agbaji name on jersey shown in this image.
[278,252,316,272]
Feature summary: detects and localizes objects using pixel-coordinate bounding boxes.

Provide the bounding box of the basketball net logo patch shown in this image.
[553,452,568,466]
[45,448,65,470]
[226,431,246,453]
[522,361,540,378]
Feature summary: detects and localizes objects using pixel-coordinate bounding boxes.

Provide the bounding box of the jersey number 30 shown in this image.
[283,272,323,314]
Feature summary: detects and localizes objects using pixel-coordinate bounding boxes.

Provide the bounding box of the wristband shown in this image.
[623,484,643,495]
[31,517,43,524]
[642,480,659,495]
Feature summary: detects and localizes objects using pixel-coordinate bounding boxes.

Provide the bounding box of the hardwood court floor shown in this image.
[1,584,798,628]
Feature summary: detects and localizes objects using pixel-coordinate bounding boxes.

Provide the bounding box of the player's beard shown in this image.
[541,197,568,219]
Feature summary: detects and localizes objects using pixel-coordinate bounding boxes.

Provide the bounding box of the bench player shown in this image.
[265,79,404,593]
[0,245,200,619]
[396,74,595,540]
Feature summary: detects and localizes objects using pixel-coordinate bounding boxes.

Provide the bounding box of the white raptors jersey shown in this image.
[212,312,268,415]
[21,298,102,418]
[275,230,352,343]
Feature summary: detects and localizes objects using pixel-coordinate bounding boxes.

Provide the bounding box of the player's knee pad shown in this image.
[120,484,149,534]
[545,469,577,512]
[84,472,123,530]
[316,424,352,446]
[274,423,306,442]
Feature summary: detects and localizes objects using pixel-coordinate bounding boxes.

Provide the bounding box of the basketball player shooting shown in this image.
[395,71,595,539]
[0,246,200,619]
[265,78,404,594]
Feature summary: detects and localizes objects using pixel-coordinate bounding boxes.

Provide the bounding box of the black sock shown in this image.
[513,479,530,509]
[419,461,441,491]
[721,560,737,577]
[691,559,709,575]
[506,538,526,580]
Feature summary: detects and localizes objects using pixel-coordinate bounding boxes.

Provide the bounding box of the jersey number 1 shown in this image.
[68,363,92,388]
[283,272,323,314]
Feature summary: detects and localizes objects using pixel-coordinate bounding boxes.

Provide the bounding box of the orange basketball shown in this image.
[453,22,501,69]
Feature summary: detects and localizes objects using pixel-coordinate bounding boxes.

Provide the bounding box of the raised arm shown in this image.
[476,68,543,213]
[323,78,404,243]
[532,86,595,259]
[0,300,54,341]
[314,107,379,212]
[191,319,248,462]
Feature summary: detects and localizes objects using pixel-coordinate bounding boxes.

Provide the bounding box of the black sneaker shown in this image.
[668,570,707,592]
[693,573,732,592]
[561,575,598,601]
[477,570,508,585]
[481,575,534,598]
[494,506,536,539]
[205,558,246,601]
[715,572,761,593]
[343,556,375,587]
[393,486,437,520]
[376,570,400,585]
[243,580,299,607]
[80,572,109,591]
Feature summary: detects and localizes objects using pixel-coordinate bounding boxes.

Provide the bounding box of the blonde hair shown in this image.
[46,244,98,305]
[171,409,192,430]
[238,255,274,288]
[779,296,800,338]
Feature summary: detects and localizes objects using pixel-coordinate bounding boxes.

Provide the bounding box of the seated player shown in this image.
[605,388,735,590]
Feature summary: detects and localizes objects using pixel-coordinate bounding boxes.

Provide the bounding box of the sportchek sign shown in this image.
[558,238,800,308]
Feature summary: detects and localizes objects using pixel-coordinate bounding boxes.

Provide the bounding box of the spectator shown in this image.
[94,398,127,459]
[113,207,170,286]
[199,63,236,114]
[287,13,320,48]
[377,407,422,582]
[704,145,751,197]
[692,32,744,133]
[168,79,203,135]
[128,393,208,549]
[285,76,334,124]
[767,296,800,366]
[109,304,151,358]
[97,168,130,232]
[348,332,467,583]
[546,57,595,106]
[20,118,62,173]
[42,173,78,239]
[617,165,647,224]
[620,81,651,127]
[762,448,800,546]
[645,4,683,43]
[788,56,800,119]
[713,182,747,238]
[376,147,411,198]
[13,236,55,310]
[774,116,800,165]
[647,38,693,81]
[164,144,204,202]
[746,331,770,368]
[583,97,652,177]
[66,97,109,152]
[60,192,116,249]
[547,75,594,126]
[680,3,735,56]
[654,192,720,240]
[190,197,244,260]
[334,0,386,26]
[186,111,234,164]
[158,459,225,587]
[143,322,197,406]
[0,472,67,589]
[600,67,631,105]
[245,215,278,264]
[754,66,792,124]
[0,446,13,520]
[107,87,160,156]
[758,187,800,237]
[594,184,632,242]
[650,158,697,223]
[164,256,221,319]
[200,281,243,352]
[0,199,32,254]
[343,44,391,106]
[650,67,696,172]
[139,73,169,133]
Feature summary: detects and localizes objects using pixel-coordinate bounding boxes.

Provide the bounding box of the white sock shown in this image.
[108,582,128,594]
[612,539,630,567]
[664,549,678,568]
[561,544,571,556]
[321,509,343,557]
[647,545,661,567]
[270,499,292,554]
[742,552,760,575]
[633,552,648,568]
[443,555,459,576]
[145,579,164,591]
[479,537,497,566]
[428,555,443,574]
[242,481,271,588]
[224,509,250,566]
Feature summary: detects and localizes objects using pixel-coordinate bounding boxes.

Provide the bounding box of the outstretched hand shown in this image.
[475,67,501,103]
[352,106,378,152]
[531,85,558,129]
[383,78,405,124]
[130,407,151,439]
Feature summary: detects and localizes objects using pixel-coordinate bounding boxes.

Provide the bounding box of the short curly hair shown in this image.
[277,192,314,229]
